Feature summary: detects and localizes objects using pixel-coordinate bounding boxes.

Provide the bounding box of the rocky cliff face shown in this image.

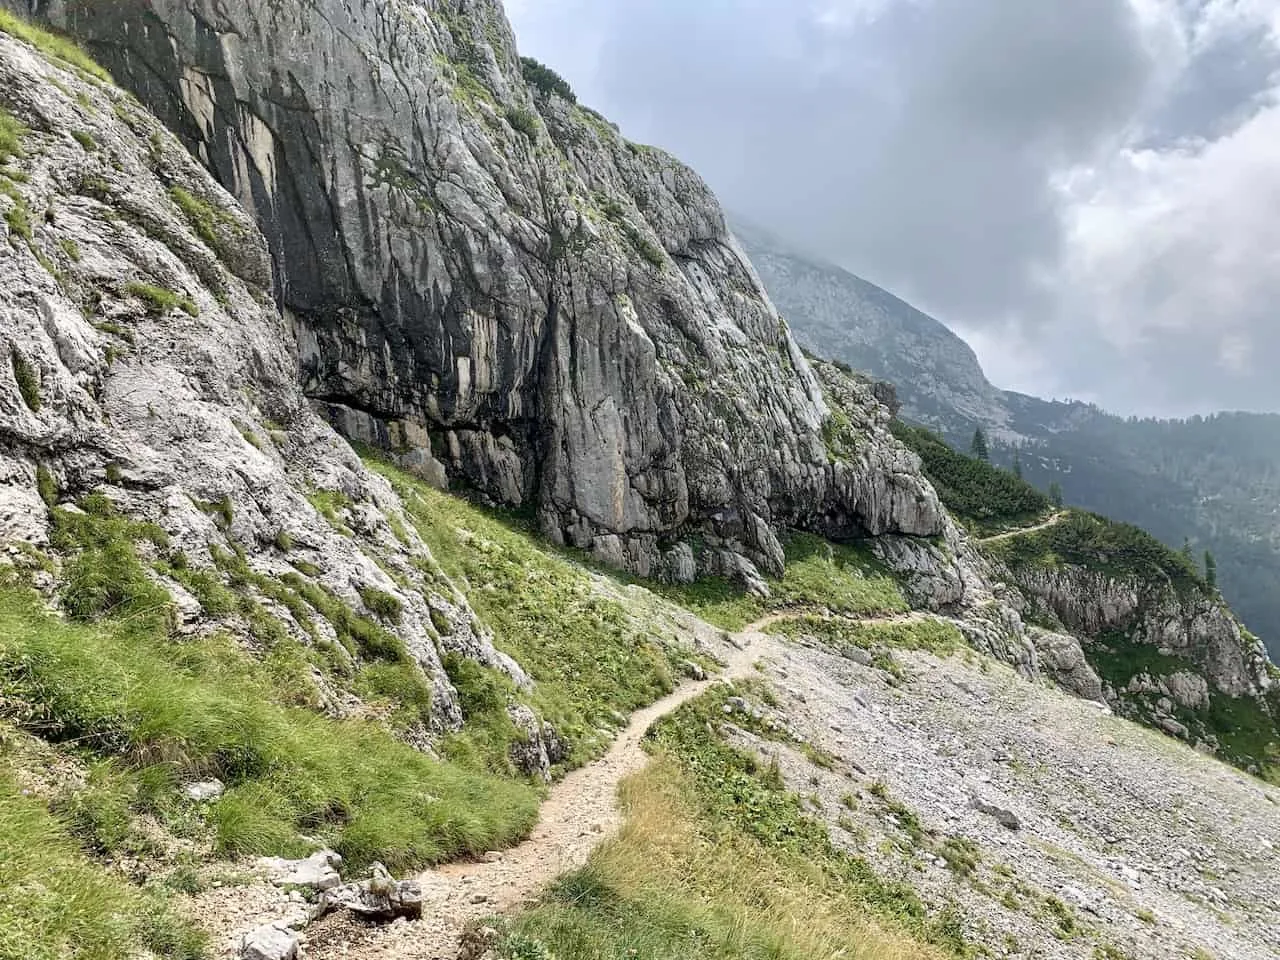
[810,360,1046,673]
[5,0,1272,774]
[1001,560,1277,765]
[0,25,516,733]
[3,0,953,587]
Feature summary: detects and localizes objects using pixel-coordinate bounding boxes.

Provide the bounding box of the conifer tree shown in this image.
[970,427,989,462]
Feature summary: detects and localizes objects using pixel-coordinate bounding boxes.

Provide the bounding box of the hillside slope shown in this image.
[0,7,1276,960]
[890,420,1279,770]
[736,217,1280,659]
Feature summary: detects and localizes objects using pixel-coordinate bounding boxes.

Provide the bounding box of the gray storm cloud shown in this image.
[508,0,1280,416]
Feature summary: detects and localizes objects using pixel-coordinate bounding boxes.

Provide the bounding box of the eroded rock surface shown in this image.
[1006,562,1277,758]
[9,0,963,586]
[0,27,516,728]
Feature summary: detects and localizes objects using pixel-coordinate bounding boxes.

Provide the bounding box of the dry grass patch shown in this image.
[499,756,959,960]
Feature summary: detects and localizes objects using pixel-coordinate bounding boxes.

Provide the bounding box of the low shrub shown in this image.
[520,56,576,102]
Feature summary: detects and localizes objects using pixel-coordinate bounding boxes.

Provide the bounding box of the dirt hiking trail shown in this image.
[977,511,1066,545]
[304,616,790,959]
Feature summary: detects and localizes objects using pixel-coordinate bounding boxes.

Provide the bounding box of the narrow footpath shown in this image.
[304,616,790,960]
[977,511,1065,545]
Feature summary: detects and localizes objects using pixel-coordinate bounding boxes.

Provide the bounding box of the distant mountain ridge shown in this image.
[735,218,1280,658]
[733,219,1014,434]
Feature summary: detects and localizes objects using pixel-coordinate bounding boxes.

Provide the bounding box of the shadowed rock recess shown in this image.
[5,0,947,586]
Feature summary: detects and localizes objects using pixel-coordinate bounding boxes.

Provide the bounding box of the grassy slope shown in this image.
[891,422,1052,536]
[985,510,1207,595]
[0,460,924,959]
[0,583,541,870]
[0,461,687,957]
[643,531,909,632]
[368,458,694,771]
[0,768,204,960]
[497,686,967,960]
[7,440,865,958]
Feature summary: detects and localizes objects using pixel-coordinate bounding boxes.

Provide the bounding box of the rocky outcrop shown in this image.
[6,0,953,585]
[1000,561,1277,759]
[0,26,517,729]
[813,360,1041,673]
[1026,626,1105,703]
[1014,566,1273,701]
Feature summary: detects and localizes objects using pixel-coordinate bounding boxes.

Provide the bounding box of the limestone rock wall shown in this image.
[0,27,517,730]
[7,0,948,584]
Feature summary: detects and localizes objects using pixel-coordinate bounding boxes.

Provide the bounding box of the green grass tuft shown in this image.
[359,586,403,623]
[0,768,205,960]
[307,488,353,534]
[0,106,26,165]
[58,237,81,261]
[4,192,32,246]
[193,495,233,531]
[439,652,528,777]
[354,661,433,731]
[505,106,539,140]
[51,494,171,621]
[0,8,111,82]
[35,464,57,508]
[124,281,198,317]
[168,186,242,262]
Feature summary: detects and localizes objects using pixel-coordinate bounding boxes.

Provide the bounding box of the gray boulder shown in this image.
[321,863,424,922]
[968,791,1022,830]
[181,779,225,802]
[240,926,299,960]
[260,850,343,892]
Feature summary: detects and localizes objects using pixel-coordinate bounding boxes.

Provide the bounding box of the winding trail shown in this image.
[977,511,1065,545]
[305,616,792,960]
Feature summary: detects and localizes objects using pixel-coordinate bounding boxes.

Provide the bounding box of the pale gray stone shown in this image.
[260,851,342,892]
[240,926,298,960]
[182,780,224,802]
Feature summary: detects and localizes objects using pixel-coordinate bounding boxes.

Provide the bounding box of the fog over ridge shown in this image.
[508,0,1280,418]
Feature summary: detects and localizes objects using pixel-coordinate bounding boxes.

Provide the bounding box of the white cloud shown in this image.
[506,0,1280,414]
[1046,76,1280,410]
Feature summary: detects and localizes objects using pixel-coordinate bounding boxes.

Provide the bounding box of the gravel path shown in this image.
[301,617,788,960]
[198,606,1279,959]
[978,511,1066,544]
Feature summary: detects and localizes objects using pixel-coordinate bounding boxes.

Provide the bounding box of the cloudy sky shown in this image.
[506,0,1280,417]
